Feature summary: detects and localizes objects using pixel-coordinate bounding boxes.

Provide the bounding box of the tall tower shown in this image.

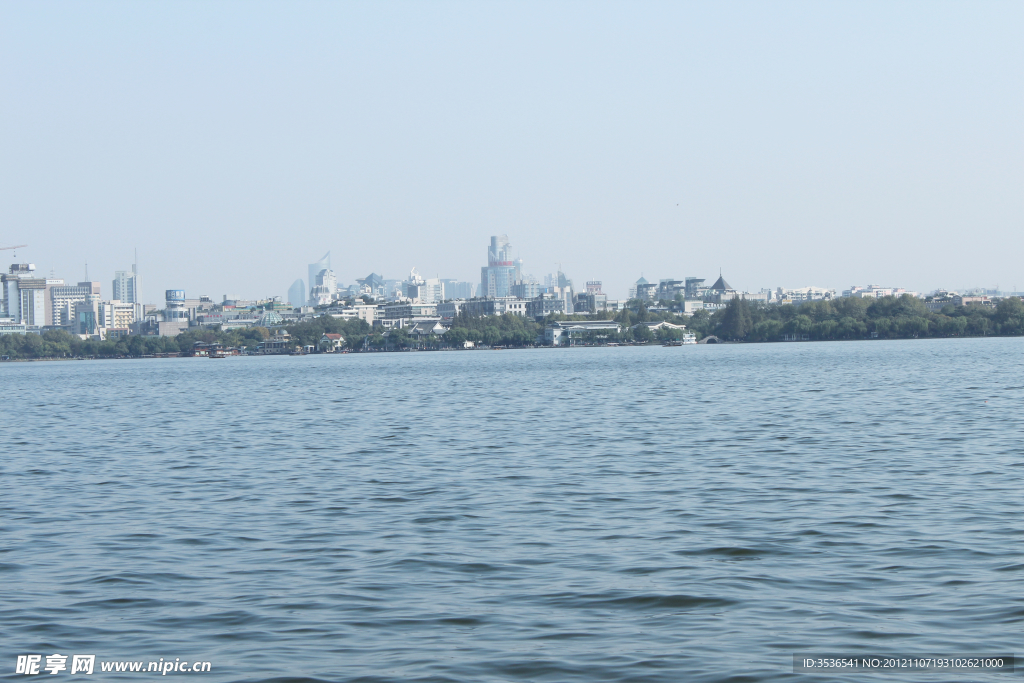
[480,235,515,298]
[307,251,331,306]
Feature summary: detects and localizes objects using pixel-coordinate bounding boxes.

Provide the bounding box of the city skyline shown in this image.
[2,2,1021,302]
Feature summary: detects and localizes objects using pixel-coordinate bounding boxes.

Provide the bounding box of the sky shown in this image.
[1,1,1021,302]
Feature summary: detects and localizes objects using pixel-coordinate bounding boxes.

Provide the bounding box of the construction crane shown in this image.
[0,244,28,258]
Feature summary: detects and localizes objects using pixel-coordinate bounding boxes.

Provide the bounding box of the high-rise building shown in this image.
[309,268,338,306]
[112,269,138,304]
[1,264,46,327]
[307,252,331,305]
[49,281,101,326]
[404,269,444,304]
[440,280,475,300]
[480,235,515,298]
[288,279,306,307]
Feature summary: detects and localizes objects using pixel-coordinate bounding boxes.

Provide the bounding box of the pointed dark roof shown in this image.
[710,275,733,291]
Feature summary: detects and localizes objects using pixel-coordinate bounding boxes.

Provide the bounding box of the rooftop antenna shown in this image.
[85,262,89,281]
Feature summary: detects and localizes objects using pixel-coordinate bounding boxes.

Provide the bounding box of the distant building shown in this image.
[48,280,100,326]
[112,269,138,304]
[437,300,466,319]
[684,277,706,299]
[635,279,658,301]
[307,252,331,305]
[511,278,541,299]
[319,333,345,352]
[631,321,688,333]
[328,302,379,325]
[404,268,444,304]
[526,294,566,318]
[657,279,685,300]
[287,279,306,308]
[480,235,516,298]
[383,302,437,320]
[1,264,46,327]
[440,279,475,300]
[0,316,28,335]
[460,297,529,318]
[100,300,136,330]
[545,320,620,346]
[309,268,338,306]
[577,292,608,313]
[842,285,917,299]
[777,286,836,303]
[628,276,648,300]
[680,300,705,316]
[258,330,295,354]
[707,274,737,300]
[356,272,386,299]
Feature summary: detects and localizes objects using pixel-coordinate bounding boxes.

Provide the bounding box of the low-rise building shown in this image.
[0,316,28,335]
[319,333,345,352]
[526,294,565,318]
[437,299,467,319]
[545,320,621,346]
[681,300,705,316]
[258,331,295,354]
[631,321,688,333]
[384,302,437,319]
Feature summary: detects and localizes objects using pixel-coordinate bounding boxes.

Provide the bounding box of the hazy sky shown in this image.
[2,1,1021,302]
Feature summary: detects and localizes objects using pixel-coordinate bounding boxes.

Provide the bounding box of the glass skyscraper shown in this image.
[479,236,515,298]
[307,252,330,306]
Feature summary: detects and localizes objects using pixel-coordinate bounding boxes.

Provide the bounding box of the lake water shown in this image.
[2,339,1023,682]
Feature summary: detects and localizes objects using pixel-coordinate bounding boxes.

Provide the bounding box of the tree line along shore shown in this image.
[1,294,1022,361]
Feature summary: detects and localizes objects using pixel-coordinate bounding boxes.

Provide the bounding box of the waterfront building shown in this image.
[319,333,345,352]
[631,321,688,333]
[545,320,621,346]
[258,330,294,354]
[406,320,449,340]
[480,235,516,298]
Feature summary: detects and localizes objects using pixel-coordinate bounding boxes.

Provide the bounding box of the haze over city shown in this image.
[2,1,1021,301]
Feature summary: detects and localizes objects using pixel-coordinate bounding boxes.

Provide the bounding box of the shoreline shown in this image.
[2,334,1017,363]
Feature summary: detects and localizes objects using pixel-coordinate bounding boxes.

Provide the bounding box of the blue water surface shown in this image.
[2,339,1023,682]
